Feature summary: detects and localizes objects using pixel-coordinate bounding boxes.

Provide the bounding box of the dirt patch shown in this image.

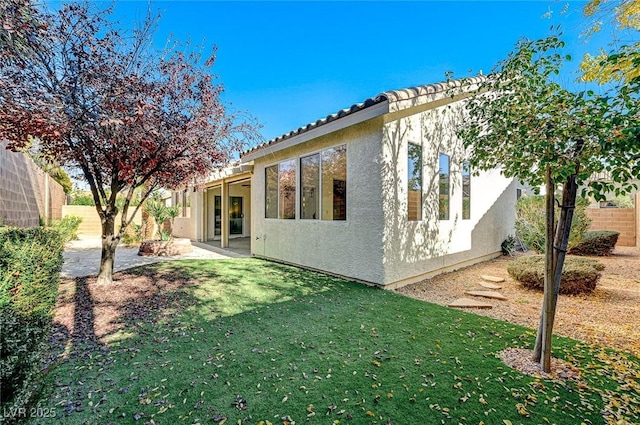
[397,246,640,357]
[52,267,197,351]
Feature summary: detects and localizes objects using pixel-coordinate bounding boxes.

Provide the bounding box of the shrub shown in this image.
[501,235,516,256]
[0,227,64,422]
[70,192,95,206]
[569,230,620,256]
[507,254,604,295]
[121,222,143,246]
[49,215,82,243]
[515,195,591,253]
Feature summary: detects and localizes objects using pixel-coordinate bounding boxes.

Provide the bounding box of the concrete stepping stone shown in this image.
[464,290,507,301]
[448,297,493,309]
[479,281,502,290]
[481,275,505,283]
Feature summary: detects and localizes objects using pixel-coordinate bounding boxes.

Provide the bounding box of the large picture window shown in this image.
[265,165,278,218]
[439,153,450,220]
[300,153,320,219]
[462,162,471,220]
[265,145,346,221]
[279,159,296,219]
[407,143,422,221]
[321,145,347,221]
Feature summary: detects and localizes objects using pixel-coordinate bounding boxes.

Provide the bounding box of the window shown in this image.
[407,143,422,221]
[279,159,296,219]
[265,145,346,221]
[265,165,278,218]
[439,153,450,220]
[300,153,320,219]
[462,162,470,220]
[321,145,347,221]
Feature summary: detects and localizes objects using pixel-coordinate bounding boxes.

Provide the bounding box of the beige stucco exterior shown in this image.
[172,167,253,246]
[179,78,519,288]
[251,118,386,284]
[379,101,516,287]
[246,87,517,287]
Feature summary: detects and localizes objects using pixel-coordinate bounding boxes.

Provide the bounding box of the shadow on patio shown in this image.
[194,236,251,258]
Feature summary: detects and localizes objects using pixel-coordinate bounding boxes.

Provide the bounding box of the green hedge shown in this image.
[569,230,620,256]
[0,227,64,424]
[507,254,605,295]
[49,215,82,243]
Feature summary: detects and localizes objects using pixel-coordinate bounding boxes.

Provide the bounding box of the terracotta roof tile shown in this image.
[241,76,486,158]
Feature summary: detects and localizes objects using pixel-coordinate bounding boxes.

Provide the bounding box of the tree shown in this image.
[455,35,639,372]
[580,0,640,83]
[0,0,46,62]
[0,1,259,284]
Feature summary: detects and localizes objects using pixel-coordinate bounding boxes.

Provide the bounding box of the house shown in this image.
[173,77,521,288]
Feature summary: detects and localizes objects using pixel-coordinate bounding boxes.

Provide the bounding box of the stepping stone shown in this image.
[481,275,505,283]
[448,298,493,309]
[464,290,507,301]
[479,281,502,290]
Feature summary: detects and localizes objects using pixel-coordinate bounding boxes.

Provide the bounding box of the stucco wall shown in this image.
[172,216,197,240]
[1,141,66,227]
[251,118,386,284]
[380,102,516,287]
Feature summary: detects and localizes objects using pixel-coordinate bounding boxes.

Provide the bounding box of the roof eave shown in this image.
[242,100,389,162]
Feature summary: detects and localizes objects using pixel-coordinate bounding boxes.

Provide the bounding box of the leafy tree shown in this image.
[581,0,639,83]
[455,35,639,372]
[0,1,259,284]
[0,0,46,62]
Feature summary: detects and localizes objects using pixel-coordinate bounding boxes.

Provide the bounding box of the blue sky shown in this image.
[52,1,612,143]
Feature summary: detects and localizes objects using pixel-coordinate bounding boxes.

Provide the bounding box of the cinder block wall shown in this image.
[62,205,143,236]
[586,207,637,247]
[1,142,66,227]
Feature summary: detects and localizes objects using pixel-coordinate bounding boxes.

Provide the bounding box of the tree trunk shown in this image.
[533,167,555,366]
[532,172,579,372]
[96,213,119,285]
[543,176,578,368]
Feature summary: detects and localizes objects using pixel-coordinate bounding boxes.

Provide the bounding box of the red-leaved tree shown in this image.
[0,1,259,284]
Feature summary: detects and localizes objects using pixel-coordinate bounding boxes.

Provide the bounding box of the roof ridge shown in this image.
[241,75,487,158]
[382,75,488,102]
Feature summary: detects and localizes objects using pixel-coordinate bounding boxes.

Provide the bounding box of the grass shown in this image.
[32,259,639,425]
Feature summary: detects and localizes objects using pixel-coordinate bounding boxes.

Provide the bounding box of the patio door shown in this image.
[214,196,221,236]
[229,196,243,235]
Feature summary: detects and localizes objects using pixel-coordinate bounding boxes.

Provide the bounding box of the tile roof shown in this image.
[241,76,486,158]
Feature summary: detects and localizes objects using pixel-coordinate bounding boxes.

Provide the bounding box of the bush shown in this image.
[0,227,64,423]
[49,215,82,243]
[507,254,604,295]
[569,230,620,256]
[501,235,516,256]
[70,192,95,206]
[515,195,591,253]
[121,222,143,246]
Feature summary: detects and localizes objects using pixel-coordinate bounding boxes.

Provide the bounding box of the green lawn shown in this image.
[33,259,639,425]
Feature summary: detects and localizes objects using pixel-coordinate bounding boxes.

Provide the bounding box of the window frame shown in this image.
[264,143,347,221]
[407,142,423,221]
[321,145,347,221]
[462,161,471,220]
[264,164,279,219]
[438,153,450,221]
[300,152,320,220]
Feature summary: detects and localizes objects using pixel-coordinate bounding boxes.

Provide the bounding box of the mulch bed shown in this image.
[397,246,640,357]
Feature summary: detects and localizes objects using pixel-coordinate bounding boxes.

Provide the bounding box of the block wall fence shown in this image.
[585,192,639,247]
[1,142,66,227]
[62,205,143,236]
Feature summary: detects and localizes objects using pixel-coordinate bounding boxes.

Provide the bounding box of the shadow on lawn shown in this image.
[51,259,354,357]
